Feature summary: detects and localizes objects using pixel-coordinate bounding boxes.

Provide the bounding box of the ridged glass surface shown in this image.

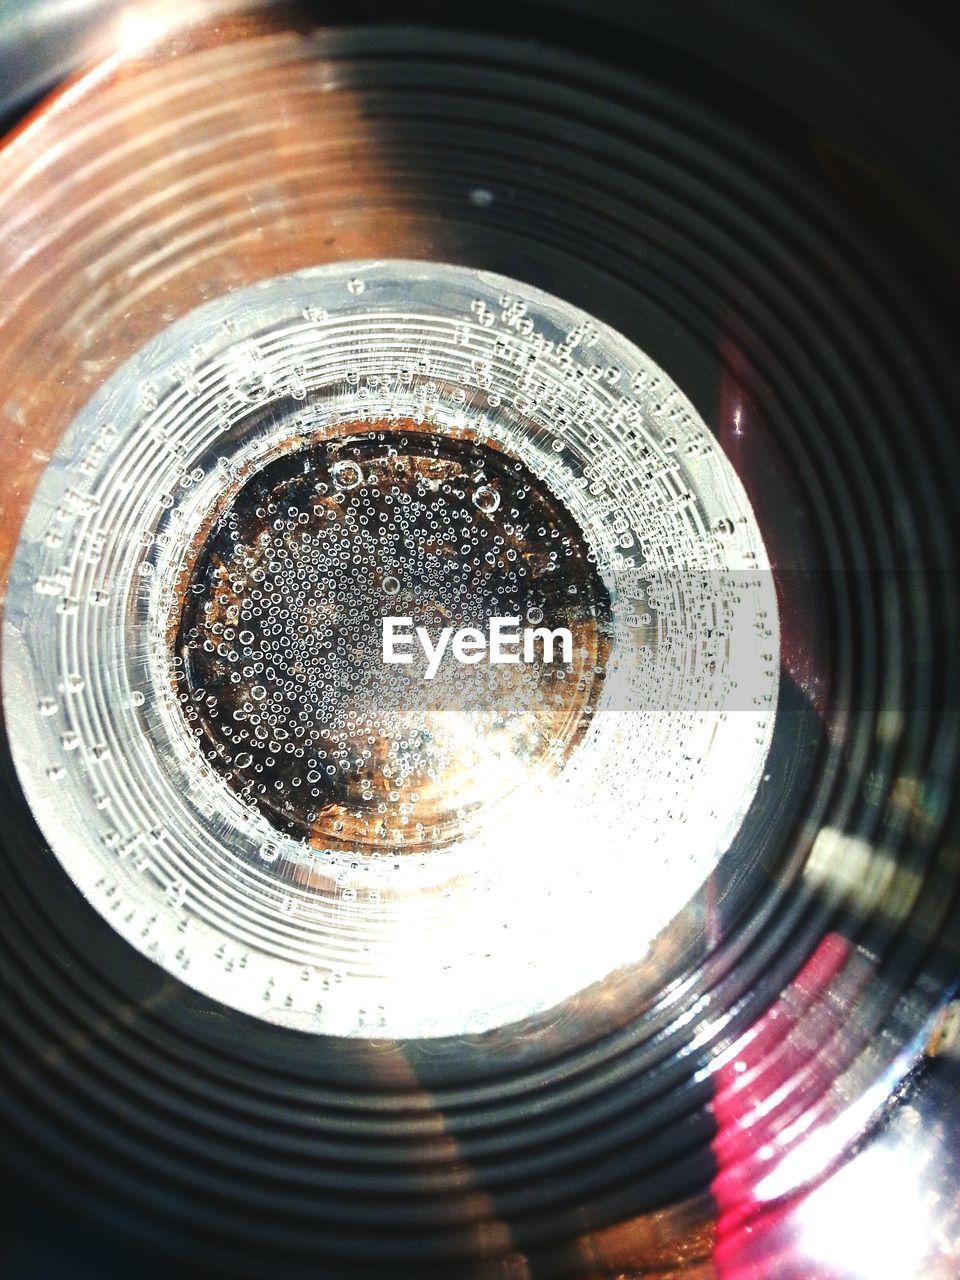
[3,261,777,1036]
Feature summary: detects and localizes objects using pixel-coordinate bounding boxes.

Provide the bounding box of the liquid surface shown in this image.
[174,425,609,849]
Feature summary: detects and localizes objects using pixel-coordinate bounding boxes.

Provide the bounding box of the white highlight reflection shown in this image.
[796,1144,930,1280]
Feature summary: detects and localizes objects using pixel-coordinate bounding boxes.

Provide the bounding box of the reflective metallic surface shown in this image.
[0,2,957,1277]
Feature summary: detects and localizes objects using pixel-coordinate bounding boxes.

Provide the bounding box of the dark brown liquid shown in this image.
[172,423,611,852]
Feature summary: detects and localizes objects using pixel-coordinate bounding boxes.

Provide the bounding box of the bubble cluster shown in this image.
[173,425,608,849]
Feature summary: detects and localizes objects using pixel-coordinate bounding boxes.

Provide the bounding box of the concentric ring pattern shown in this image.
[4,261,777,1039]
[0,10,957,1278]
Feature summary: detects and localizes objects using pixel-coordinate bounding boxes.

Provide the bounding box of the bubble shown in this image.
[331,460,363,491]
[233,369,272,403]
[472,484,500,514]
